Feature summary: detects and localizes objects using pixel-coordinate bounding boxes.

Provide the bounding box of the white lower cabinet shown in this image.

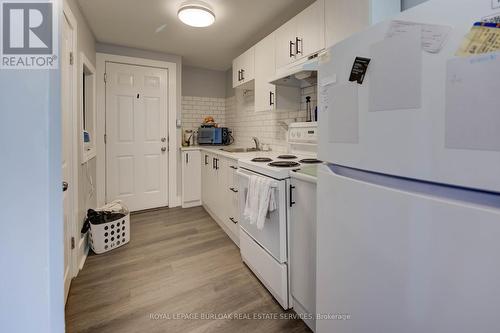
[181,150,201,208]
[201,152,240,245]
[201,151,211,206]
[289,173,317,331]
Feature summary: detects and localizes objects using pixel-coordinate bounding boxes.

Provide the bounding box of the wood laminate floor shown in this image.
[65,206,311,333]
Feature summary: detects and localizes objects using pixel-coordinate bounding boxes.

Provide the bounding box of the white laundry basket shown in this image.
[86,200,130,254]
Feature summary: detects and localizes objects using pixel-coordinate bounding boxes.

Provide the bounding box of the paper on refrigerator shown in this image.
[370,27,422,112]
[445,52,500,152]
[386,20,452,53]
[456,22,500,56]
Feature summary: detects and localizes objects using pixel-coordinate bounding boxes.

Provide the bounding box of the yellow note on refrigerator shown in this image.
[457,22,500,56]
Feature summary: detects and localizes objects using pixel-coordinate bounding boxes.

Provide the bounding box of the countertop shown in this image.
[291,165,319,183]
[180,145,275,160]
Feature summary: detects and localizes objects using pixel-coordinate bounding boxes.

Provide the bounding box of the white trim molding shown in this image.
[96,53,180,208]
[79,52,97,164]
[62,0,80,298]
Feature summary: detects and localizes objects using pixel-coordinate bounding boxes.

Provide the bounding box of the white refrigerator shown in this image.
[316,0,500,332]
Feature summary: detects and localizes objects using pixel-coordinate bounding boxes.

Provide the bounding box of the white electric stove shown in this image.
[236,122,319,310]
[238,122,321,180]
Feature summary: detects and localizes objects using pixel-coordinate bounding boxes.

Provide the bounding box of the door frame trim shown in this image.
[62,0,79,296]
[96,53,179,209]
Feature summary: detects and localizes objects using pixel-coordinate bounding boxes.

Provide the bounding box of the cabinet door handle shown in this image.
[213,157,216,169]
[289,40,295,58]
[269,91,275,106]
[237,70,241,81]
[216,158,219,170]
[229,165,238,170]
[229,187,238,193]
[229,217,238,224]
[295,37,302,55]
[289,185,296,207]
[205,155,208,165]
[241,69,245,81]
[186,153,189,164]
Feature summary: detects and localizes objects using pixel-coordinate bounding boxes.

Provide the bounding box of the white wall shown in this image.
[182,97,226,132]
[226,86,315,152]
[0,15,64,333]
[182,66,226,98]
[181,66,227,135]
[180,66,315,151]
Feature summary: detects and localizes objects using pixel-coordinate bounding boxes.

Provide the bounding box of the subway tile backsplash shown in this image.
[181,84,317,152]
[181,96,226,132]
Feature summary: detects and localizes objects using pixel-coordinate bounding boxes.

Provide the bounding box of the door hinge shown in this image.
[104,133,107,144]
[104,73,107,83]
[69,52,74,65]
[71,237,75,250]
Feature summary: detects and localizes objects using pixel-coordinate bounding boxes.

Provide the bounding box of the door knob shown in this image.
[161,147,167,152]
[62,181,69,192]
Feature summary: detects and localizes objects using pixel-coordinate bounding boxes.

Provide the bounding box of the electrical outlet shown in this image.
[493,0,500,9]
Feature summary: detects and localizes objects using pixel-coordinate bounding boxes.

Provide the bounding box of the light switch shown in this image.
[493,0,500,9]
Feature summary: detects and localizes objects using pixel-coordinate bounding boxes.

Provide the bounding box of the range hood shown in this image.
[269,53,319,87]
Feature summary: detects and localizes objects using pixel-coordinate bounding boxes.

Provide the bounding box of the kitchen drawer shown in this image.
[240,229,289,309]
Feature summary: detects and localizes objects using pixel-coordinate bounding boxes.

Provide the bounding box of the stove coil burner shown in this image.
[268,161,301,168]
[251,157,273,162]
[277,155,298,160]
[299,159,323,164]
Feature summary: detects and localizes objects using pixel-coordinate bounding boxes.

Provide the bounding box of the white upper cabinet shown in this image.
[325,0,401,48]
[255,33,277,112]
[295,0,325,61]
[232,46,255,88]
[275,19,298,69]
[275,0,325,70]
[255,32,300,112]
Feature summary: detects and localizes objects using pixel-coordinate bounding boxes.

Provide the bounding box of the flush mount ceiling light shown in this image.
[178,2,215,27]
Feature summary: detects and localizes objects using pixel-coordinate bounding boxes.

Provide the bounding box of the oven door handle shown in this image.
[289,185,296,207]
[236,170,279,188]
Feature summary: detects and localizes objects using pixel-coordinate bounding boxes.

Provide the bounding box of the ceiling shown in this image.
[77,0,316,71]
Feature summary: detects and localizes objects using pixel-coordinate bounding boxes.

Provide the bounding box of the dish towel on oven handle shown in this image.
[243,175,277,230]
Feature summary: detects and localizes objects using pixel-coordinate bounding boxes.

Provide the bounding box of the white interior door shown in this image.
[62,13,75,302]
[106,62,168,212]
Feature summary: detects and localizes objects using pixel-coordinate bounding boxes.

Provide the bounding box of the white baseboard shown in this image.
[77,235,89,271]
[182,200,202,208]
[168,195,182,208]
